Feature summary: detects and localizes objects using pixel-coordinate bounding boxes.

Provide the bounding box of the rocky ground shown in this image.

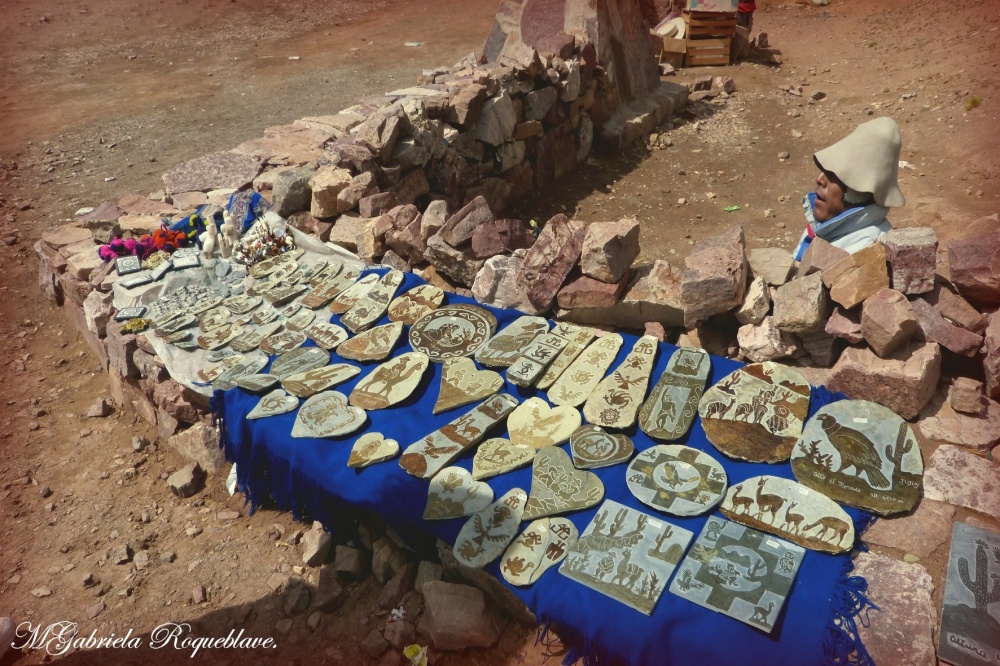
[1,0,999,664]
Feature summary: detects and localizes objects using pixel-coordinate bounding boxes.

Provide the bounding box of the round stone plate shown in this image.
[699,362,811,463]
[569,425,634,470]
[409,304,497,363]
[626,444,728,516]
[791,399,923,515]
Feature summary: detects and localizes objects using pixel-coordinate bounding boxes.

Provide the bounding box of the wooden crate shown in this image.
[685,10,737,38]
[684,10,735,67]
[685,37,731,67]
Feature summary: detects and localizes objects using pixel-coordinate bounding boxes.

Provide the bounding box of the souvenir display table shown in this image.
[212,266,879,666]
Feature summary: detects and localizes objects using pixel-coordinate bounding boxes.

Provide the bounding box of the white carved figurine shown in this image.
[220,211,239,259]
[200,222,218,263]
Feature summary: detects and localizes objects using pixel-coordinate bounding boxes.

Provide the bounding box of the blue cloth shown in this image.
[215,268,876,666]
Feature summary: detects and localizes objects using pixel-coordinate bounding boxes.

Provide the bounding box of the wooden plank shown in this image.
[685,54,730,66]
[686,37,730,48]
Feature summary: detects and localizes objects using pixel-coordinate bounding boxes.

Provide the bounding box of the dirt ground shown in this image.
[0,0,998,664]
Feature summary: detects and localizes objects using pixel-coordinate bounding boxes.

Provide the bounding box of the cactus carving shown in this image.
[958,539,1000,612]
[885,423,912,470]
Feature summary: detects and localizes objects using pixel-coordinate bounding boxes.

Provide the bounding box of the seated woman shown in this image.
[793,117,905,260]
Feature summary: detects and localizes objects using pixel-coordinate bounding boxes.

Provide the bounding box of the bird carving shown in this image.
[817,414,890,488]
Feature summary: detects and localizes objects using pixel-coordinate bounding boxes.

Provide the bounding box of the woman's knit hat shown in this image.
[813,117,906,208]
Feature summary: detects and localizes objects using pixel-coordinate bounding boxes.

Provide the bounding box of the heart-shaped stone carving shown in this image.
[472,438,535,481]
[347,432,400,469]
[291,391,367,438]
[507,397,582,449]
[247,389,299,420]
[500,517,578,587]
[433,357,504,415]
[523,447,604,520]
[423,467,495,520]
[570,425,635,470]
[453,488,527,569]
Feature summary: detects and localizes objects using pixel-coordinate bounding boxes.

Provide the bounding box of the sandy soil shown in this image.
[0,0,998,664]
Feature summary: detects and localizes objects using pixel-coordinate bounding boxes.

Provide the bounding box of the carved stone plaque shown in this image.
[304,321,350,351]
[263,282,308,307]
[259,330,307,355]
[547,334,624,407]
[247,389,299,420]
[229,321,282,354]
[938,522,1000,666]
[626,445,728,517]
[639,347,711,441]
[791,399,923,515]
[570,425,634,470]
[269,346,331,380]
[409,304,497,363]
[285,308,316,332]
[474,316,549,368]
[347,432,400,469]
[387,284,444,325]
[423,467,494,520]
[507,397,582,449]
[336,322,403,362]
[699,362,811,463]
[197,322,244,350]
[523,446,604,520]
[669,518,804,634]
[560,499,693,615]
[349,352,430,410]
[281,363,361,398]
[328,273,379,314]
[433,357,503,415]
[340,269,404,333]
[291,390,367,438]
[300,268,357,310]
[501,518,578,587]
[472,438,535,481]
[453,488,527,569]
[235,373,280,393]
[536,324,596,390]
[506,330,571,389]
[583,335,659,429]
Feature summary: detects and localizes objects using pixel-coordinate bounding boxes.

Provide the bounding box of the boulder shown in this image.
[152,379,201,424]
[381,249,410,272]
[985,312,1000,400]
[424,234,486,287]
[557,260,685,330]
[315,566,346,611]
[390,168,430,205]
[287,211,333,242]
[471,218,534,258]
[681,226,749,327]
[861,288,919,357]
[821,242,889,309]
[359,192,402,218]
[923,444,1000,515]
[579,218,641,284]
[42,224,91,249]
[918,384,999,451]
[910,297,983,356]
[83,289,114,338]
[269,167,314,217]
[879,227,937,295]
[748,247,794,287]
[825,342,941,419]
[337,172,379,214]
[446,84,488,128]
[799,329,841,367]
[923,282,987,332]
[737,316,800,363]
[772,273,830,334]
[309,167,353,219]
[334,545,370,579]
[167,423,225,474]
[440,196,495,248]
[356,113,403,164]
[475,92,517,147]
[825,306,863,344]
[167,463,205,498]
[386,216,427,263]
[302,524,332,567]
[517,214,588,311]
[356,215,394,263]
[523,87,558,121]
[863,498,955,559]
[231,123,330,166]
[420,581,503,651]
[735,276,770,326]
[327,213,365,253]
[162,151,262,195]
[556,271,629,310]
[472,251,541,314]
[950,377,987,416]
[947,224,1000,307]
[798,237,849,276]
[66,250,104,282]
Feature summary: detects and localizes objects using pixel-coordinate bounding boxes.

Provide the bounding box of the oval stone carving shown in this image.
[626,445,727,516]
[720,475,855,553]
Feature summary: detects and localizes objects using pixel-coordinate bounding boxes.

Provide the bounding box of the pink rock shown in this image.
[445,84,487,128]
[41,225,91,249]
[879,227,937,295]
[440,196,496,248]
[863,499,956,558]
[380,250,411,273]
[424,234,486,287]
[472,251,541,315]
[106,321,139,380]
[355,112,402,164]
[947,223,1000,307]
[918,385,1000,451]
[736,316,799,363]
[798,237,849,276]
[385,216,426,263]
[822,243,889,309]
[153,380,201,425]
[748,247,794,287]
[555,260,684,330]
[556,272,629,310]
[78,200,124,225]
[735,276,770,326]
[825,306,863,343]
[950,377,987,416]
[358,192,401,218]
[681,225,749,327]
[799,329,841,367]
[923,444,1000,514]
[826,342,941,420]
[517,214,587,312]
[923,282,987,332]
[385,205,420,231]
[389,168,430,206]
[910,297,983,356]
[772,272,830,334]
[985,312,1000,400]
[644,322,669,342]
[861,288,919,357]
[356,215,394,263]
[287,211,333,242]
[308,167,353,219]
[336,172,378,214]
[578,218,641,284]
[161,151,261,195]
[471,219,534,259]
[232,123,330,166]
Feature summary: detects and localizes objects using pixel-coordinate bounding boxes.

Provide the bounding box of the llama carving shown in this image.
[780,502,804,535]
[752,478,785,524]
[803,516,851,546]
[730,484,754,515]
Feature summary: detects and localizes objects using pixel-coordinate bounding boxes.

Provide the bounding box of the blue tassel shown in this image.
[822,562,881,666]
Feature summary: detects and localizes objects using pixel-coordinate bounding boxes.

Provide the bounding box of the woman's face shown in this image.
[814,170,847,222]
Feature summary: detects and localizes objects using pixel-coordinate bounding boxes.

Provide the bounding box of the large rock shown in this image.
[825,342,940,420]
[446,84,488,128]
[309,167,353,219]
[271,167,314,217]
[821,242,889,309]
[66,250,104,282]
[861,288,919,357]
[356,215,394,263]
[772,273,830,334]
[917,384,1000,452]
[798,237,849,276]
[748,247,794,287]
[910,297,983,356]
[386,216,427,263]
[852,553,936,666]
[287,211,333,242]
[232,123,330,166]
[83,288,113,338]
[923,282,987,332]
[42,224,91,249]
[556,260,684,329]
[799,329,841,367]
[356,112,403,163]
[523,87,558,121]
[420,581,503,651]
[424,234,486,287]
[106,320,139,379]
[947,224,1000,307]
[579,218,640,284]
[984,312,1000,400]
[825,306,863,344]
[681,225,749,327]
[152,379,200,425]
[880,227,937,295]
[337,172,378,214]
[737,316,800,363]
[475,92,517,147]
[923,444,1000,514]
[390,168,430,206]
[484,0,659,111]
[471,218,534,258]
[167,423,225,474]
[302,524,333,567]
[167,463,205,498]
[359,192,402,218]
[440,196,495,248]
[950,377,987,416]
[472,251,541,314]
[735,276,770,326]
[162,151,262,195]
[517,214,588,311]
[556,271,629,309]
[863,498,956,558]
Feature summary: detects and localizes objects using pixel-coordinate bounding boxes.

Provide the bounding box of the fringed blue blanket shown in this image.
[212,268,878,666]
